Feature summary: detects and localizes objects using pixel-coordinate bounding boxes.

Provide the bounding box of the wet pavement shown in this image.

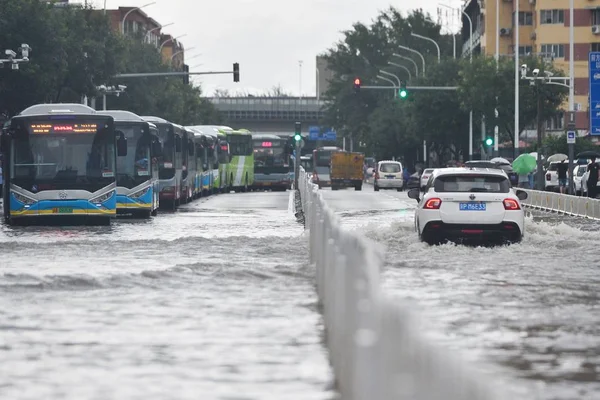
[321,184,600,400]
[0,191,334,400]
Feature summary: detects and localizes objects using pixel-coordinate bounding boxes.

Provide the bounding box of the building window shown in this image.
[512,12,533,26]
[540,10,564,24]
[592,43,600,52]
[540,44,564,58]
[593,10,600,25]
[546,114,564,131]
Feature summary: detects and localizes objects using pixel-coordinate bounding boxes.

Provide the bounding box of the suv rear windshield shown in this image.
[434,174,510,193]
[380,163,401,173]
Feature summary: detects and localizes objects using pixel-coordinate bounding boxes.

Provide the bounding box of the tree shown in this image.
[0,0,220,126]
[213,88,230,97]
[321,7,463,164]
[458,56,568,147]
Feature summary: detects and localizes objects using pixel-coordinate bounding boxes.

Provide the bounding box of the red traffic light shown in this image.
[354,78,361,86]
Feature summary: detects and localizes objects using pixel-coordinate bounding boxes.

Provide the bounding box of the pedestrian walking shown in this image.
[557,159,568,194]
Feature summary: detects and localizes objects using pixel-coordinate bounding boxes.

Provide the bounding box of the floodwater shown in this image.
[321,186,600,400]
[0,192,334,400]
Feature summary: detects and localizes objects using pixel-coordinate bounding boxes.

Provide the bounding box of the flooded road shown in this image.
[0,192,334,400]
[321,185,600,400]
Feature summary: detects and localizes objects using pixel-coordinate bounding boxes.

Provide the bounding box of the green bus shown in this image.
[219,128,254,192]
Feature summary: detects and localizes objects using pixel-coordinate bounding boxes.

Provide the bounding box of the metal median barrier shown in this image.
[519,189,600,219]
[297,168,505,400]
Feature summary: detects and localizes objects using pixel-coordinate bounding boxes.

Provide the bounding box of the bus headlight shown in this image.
[130,186,150,199]
[12,192,37,205]
[90,191,114,204]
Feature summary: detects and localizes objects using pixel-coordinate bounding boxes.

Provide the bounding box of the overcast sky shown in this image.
[77,0,462,96]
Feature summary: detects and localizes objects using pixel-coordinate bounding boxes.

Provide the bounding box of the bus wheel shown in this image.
[151,208,158,217]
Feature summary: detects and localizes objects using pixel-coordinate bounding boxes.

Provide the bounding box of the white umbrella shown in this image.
[490,157,510,165]
[547,153,568,163]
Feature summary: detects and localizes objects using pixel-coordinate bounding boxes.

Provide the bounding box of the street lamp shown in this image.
[379,70,401,87]
[410,32,441,62]
[121,2,156,35]
[376,75,397,96]
[392,54,418,77]
[396,46,426,76]
[145,22,173,43]
[388,62,412,81]
[171,47,196,61]
[160,34,187,51]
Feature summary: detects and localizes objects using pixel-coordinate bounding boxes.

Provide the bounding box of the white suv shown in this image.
[408,167,527,245]
[374,161,403,191]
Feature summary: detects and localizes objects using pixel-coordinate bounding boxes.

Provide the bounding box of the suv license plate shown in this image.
[459,202,486,211]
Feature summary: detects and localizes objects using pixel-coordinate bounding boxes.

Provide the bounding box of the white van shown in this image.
[374,160,403,191]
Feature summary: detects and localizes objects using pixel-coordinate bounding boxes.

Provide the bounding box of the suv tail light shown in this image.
[546,173,551,181]
[503,198,521,210]
[423,198,442,209]
[422,175,429,180]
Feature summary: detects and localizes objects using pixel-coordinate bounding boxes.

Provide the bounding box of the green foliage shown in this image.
[0,0,219,124]
[528,134,599,156]
[458,56,567,145]
[321,6,570,165]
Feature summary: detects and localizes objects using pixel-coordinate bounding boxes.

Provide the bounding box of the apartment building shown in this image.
[461,0,600,133]
[105,7,162,47]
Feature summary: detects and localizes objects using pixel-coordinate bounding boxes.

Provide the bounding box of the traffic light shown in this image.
[233,62,239,82]
[294,121,302,142]
[398,81,408,99]
[353,77,361,93]
[484,137,494,147]
[182,64,189,85]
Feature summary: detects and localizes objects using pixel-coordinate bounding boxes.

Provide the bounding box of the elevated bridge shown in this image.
[206,96,327,134]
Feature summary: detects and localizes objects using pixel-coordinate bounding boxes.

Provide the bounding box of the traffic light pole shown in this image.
[294,122,301,190]
[361,85,458,90]
[114,70,235,78]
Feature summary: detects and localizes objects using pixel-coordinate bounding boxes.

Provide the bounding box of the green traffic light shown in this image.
[485,138,493,146]
[399,89,407,98]
[294,134,302,142]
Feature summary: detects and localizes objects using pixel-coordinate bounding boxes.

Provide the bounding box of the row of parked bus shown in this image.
[0,103,259,225]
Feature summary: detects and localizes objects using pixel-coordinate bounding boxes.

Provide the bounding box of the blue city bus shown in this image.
[251,133,291,191]
[98,110,161,218]
[141,116,183,210]
[1,103,123,225]
[187,125,231,194]
[188,128,214,196]
[181,127,197,203]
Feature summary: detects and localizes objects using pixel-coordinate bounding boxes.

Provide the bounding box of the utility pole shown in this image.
[566,112,576,195]
[536,84,544,190]
[293,122,302,189]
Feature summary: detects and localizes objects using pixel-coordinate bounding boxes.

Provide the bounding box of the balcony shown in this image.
[462,29,482,56]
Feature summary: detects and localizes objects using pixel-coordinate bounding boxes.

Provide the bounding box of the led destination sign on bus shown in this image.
[29,123,98,134]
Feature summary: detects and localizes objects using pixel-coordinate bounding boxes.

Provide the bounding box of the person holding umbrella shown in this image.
[576,151,600,198]
[587,157,599,198]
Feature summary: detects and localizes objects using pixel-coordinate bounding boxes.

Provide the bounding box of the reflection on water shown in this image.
[340,206,600,400]
[0,193,334,400]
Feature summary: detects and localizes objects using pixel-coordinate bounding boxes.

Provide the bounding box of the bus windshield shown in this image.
[227,134,252,156]
[253,139,288,173]
[115,123,151,188]
[11,119,116,191]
